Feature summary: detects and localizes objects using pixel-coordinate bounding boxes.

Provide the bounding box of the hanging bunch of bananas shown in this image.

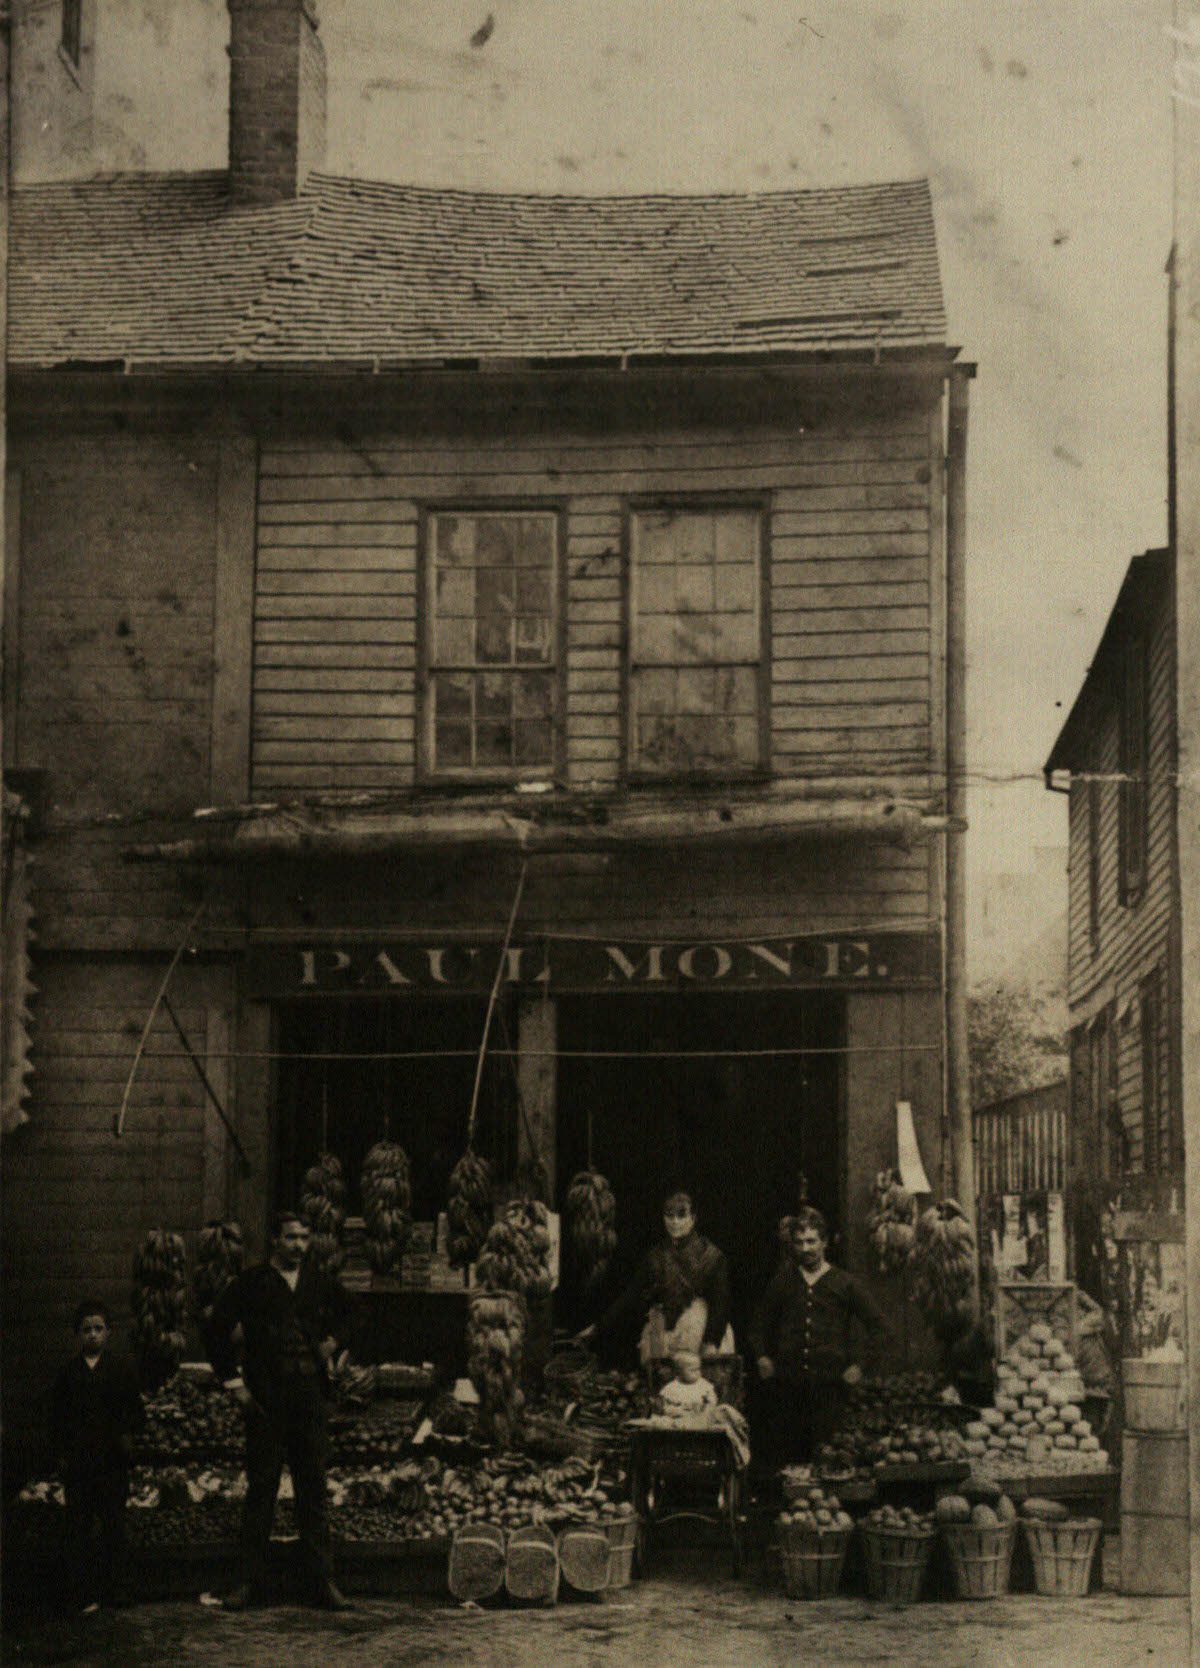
[466,1289,526,1450]
[191,1220,244,1321]
[361,1140,412,1275]
[300,1150,348,1275]
[866,1168,918,1276]
[131,1228,189,1387]
[909,1198,977,1338]
[564,1169,617,1292]
[475,1198,552,1299]
[446,1150,493,1269]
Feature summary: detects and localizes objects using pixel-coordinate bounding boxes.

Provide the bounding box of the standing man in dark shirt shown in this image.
[49,1299,146,1614]
[207,1209,354,1611]
[749,1207,888,1465]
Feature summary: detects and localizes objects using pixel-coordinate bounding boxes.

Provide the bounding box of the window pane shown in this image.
[476,517,514,567]
[638,668,675,715]
[476,617,512,664]
[675,563,714,614]
[638,514,676,563]
[514,719,552,764]
[435,672,472,718]
[713,512,757,563]
[516,566,551,612]
[677,667,716,714]
[711,613,759,661]
[476,721,513,766]
[436,567,474,615]
[514,518,554,564]
[515,616,552,664]
[638,565,678,616]
[441,517,476,565]
[715,561,756,613]
[476,672,511,718]
[670,515,716,566]
[435,720,472,766]
[514,673,552,719]
[434,618,473,663]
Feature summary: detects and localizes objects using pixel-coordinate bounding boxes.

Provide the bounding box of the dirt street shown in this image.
[3,1557,1190,1668]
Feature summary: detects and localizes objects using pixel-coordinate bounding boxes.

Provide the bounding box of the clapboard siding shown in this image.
[1064,575,1176,1182]
[1,961,213,1429]
[252,417,938,797]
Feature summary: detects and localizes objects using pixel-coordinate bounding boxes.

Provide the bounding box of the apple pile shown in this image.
[963,1322,1110,1476]
[862,1502,935,1534]
[777,1470,853,1537]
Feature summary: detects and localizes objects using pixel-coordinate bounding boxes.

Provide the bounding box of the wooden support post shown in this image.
[517,996,556,1207]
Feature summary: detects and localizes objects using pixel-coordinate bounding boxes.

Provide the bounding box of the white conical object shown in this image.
[895,1100,932,1194]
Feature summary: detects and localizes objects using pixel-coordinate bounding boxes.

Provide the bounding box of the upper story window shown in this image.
[626,502,766,778]
[1118,635,1148,906]
[422,508,561,779]
[61,0,83,66]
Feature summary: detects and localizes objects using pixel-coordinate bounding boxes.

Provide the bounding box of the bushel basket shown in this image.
[941,1522,1016,1599]
[779,1523,852,1599]
[860,1524,935,1603]
[1022,1518,1101,1597]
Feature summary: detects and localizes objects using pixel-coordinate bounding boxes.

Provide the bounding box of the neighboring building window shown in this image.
[627,503,765,777]
[422,509,560,778]
[1140,968,1163,1175]
[1089,1003,1127,1177]
[1086,773,1101,951]
[1118,636,1148,905]
[61,0,83,66]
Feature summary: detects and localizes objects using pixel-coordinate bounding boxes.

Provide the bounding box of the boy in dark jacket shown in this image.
[49,1299,145,1614]
[207,1209,354,1611]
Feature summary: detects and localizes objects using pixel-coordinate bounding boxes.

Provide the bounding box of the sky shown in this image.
[315,0,1175,952]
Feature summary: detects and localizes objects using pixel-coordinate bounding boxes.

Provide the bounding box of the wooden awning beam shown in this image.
[123,795,959,864]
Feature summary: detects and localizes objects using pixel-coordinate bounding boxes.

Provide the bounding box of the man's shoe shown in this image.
[312,1580,352,1612]
[221,1584,257,1611]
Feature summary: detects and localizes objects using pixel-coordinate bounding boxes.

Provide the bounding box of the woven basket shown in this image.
[604,1512,639,1588]
[1022,1519,1101,1597]
[779,1524,852,1599]
[447,1523,506,1602]
[504,1523,559,1604]
[941,1522,1016,1599]
[860,1524,935,1603]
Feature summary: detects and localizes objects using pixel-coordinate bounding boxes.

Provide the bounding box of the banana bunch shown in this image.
[191,1220,244,1319]
[131,1228,189,1385]
[300,1151,348,1275]
[446,1151,493,1269]
[467,1290,527,1450]
[564,1169,617,1292]
[866,1168,918,1276]
[475,1199,552,1299]
[909,1198,977,1337]
[362,1141,413,1275]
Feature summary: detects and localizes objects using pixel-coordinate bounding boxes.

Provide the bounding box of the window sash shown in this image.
[423,509,560,778]
[627,505,765,776]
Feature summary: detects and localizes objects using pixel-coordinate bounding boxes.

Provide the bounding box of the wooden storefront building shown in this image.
[1044,548,1186,1358]
[1,0,971,1430]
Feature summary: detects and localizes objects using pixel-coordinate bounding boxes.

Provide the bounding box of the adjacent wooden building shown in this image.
[1,0,972,1430]
[1044,549,1186,1357]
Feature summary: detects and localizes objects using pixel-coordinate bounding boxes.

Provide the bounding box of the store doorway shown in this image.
[273,996,519,1223]
[555,991,843,1344]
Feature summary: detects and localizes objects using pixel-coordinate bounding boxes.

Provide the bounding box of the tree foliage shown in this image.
[968,982,1066,1107]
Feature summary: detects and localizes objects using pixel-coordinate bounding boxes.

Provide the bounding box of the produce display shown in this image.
[862,1502,935,1534]
[814,1373,969,1478]
[191,1220,244,1324]
[777,1469,853,1533]
[475,1201,553,1300]
[909,1199,977,1337]
[538,1367,648,1446]
[299,1152,348,1275]
[933,1492,1017,1527]
[131,1229,190,1388]
[446,1151,493,1269]
[866,1169,917,1276]
[963,1322,1111,1478]
[362,1141,413,1275]
[140,1371,244,1459]
[467,1290,527,1450]
[564,1169,618,1292]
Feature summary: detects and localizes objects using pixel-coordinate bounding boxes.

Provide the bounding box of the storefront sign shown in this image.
[245,929,939,995]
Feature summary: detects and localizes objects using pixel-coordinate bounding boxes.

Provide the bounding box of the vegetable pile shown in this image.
[963,1322,1110,1477]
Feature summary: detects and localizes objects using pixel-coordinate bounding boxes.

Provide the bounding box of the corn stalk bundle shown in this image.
[564,1169,617,1292]
[467,1289,526,1450]
[475,1199,552,1299]
[362,1140,412,1274]
[191,1220,244,1321]
[910,1198,977,1338]
[446,1150,493,1269]
[131,1229,189,1387]
[866,1168,918,1276]
[299,1150,348,1274]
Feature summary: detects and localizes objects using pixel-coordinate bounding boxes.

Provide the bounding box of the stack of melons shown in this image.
[962,1323,1109,1474]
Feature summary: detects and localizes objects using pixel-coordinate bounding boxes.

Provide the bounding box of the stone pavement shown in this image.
[3,1556,1191,1668]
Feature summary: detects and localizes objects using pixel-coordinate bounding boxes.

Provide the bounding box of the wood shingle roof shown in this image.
[11,171,947,371]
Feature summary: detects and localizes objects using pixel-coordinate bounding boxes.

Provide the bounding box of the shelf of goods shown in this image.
[812,1370,975,1501]
[962,1323,1114,1491]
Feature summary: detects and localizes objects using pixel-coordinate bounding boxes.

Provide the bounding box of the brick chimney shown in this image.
[227,0,326,206]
